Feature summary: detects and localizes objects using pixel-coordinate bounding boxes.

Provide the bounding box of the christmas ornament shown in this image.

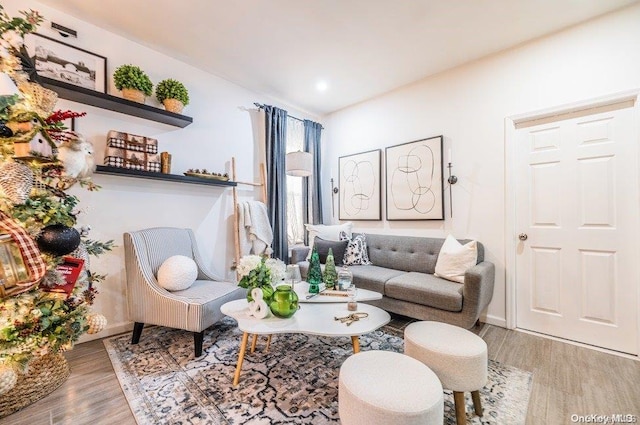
[86,313,107,334]
[0,366,17,396]
[307,247,323,294]
[0,211,46,297]
[323,248,338,290]
[0,162,34,204]
[37,224,81,256]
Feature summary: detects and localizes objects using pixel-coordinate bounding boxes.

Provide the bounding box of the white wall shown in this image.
[5,0,322,341]
[324,4,640,327]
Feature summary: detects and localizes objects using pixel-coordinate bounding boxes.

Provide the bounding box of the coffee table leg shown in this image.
[233,332,249,386]
[351,335,360,353]
[265,334,272,352]
[250,334,258,353]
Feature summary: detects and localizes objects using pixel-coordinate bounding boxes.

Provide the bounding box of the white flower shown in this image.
[1,30,23,50]
[31,308,42,319]
[265,258,286,283]
[236,255,262,278]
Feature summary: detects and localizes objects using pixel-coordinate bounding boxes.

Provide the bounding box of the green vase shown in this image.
[269,285,299,318]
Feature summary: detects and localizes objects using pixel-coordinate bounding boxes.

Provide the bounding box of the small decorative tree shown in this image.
[307,247,323,294]
[323,248,338,290]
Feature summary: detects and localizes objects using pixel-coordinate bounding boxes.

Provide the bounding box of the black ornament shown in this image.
[0,124,13,137]
[37,225,81,256]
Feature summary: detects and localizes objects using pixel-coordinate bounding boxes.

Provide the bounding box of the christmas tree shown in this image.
[0,5,112,401]
[307,247,323,293]
[323,248,337,290]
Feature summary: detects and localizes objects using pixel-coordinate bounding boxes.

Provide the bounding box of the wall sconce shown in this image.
[286,151,312,177]
[0,234,31,298]
[447,149,457,218]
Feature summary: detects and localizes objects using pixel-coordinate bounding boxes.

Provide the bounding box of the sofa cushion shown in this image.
[305,222,352,260]
[315,237,348,265]
[341,232,372,265]
[385,272,464,312]
[350,265,406,294]
[434,235,478,284]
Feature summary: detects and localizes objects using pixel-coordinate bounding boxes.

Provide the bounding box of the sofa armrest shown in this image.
[290,246,310,264]
[461,261,495,322]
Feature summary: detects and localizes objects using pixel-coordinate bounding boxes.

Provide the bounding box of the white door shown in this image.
[515,103,639,355]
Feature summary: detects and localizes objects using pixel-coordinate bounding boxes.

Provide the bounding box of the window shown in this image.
[286,117,305,246]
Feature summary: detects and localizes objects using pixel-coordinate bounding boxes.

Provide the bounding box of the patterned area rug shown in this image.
[104,318,532,424]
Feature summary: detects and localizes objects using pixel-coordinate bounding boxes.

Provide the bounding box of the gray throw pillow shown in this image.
[314,237,348,265]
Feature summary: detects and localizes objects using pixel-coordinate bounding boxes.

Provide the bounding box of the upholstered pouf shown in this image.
[339,350,444,425]
[404,321,488,425]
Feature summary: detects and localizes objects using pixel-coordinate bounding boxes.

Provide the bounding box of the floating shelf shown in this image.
[95,166,236,187]
[40,77,193,128]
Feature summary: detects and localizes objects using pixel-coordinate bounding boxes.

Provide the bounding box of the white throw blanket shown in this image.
[238,201,273,256]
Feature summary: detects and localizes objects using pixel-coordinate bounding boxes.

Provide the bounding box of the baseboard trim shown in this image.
[78,321,134,343]
[484,314,507,328]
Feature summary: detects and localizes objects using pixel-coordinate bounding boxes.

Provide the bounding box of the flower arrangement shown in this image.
[236,255,286,301]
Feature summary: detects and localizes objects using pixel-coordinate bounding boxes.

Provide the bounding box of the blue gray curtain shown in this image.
[304,120,323,225]
[264,105,288,261]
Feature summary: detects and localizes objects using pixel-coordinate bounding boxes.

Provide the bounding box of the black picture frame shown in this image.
[385,135,444,220]
[338,149,382,221]
[24,33,107,93]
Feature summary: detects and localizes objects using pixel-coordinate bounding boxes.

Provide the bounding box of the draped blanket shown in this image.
[238,201,273,256]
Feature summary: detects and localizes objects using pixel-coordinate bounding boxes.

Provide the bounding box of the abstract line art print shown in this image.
[339,149,381,220]
[385,136,444,220]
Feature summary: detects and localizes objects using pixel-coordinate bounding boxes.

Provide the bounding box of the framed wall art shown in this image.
[385,135,444,220]
[24,33,107,93]
[339,149,381,220]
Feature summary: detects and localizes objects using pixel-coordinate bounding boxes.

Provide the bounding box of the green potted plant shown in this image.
[113,64,153,103]
[155,78,189,113]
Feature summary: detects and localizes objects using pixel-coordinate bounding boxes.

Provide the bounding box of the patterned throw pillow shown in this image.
[340,232,372,265]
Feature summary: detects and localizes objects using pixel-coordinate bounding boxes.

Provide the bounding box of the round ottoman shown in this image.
[339,350,444,425]
[404,321,488,425]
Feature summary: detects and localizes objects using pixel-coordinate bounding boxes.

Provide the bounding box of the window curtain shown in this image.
[264,105,288,261]
[303,120,323,225]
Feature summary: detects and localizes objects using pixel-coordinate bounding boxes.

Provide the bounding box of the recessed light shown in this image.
[316,81,328,92]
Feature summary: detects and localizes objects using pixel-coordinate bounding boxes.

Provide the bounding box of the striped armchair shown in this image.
[124,227,245,357]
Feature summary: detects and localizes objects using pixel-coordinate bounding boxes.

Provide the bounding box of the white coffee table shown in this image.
[221,298,390,385]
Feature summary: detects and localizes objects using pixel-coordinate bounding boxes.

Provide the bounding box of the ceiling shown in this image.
[38,0,639,116]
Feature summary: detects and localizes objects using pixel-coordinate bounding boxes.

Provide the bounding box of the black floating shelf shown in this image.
[40,77,193,128]
[95,166,236,187]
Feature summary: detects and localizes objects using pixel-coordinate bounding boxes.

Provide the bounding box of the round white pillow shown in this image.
[157,255,197,291]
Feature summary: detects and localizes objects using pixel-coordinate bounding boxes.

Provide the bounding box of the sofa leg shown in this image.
[194,331,205,357]
[131,322,144,344]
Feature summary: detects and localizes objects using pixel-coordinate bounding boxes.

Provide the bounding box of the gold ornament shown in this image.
[0,162,34,204]
[86,313,107,334]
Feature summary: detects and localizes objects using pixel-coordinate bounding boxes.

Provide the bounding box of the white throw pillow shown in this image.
[157,255,198,291]
[305,222,353,260]
[434,235,478,284]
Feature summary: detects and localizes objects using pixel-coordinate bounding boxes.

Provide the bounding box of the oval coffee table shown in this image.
[221,296,390,386]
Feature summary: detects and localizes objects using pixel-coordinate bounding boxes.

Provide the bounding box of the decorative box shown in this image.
[104,130,160,172]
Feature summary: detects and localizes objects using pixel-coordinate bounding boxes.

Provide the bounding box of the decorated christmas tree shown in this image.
[0,5,112,410]
[307,247,323,293]
[323,248,337,290]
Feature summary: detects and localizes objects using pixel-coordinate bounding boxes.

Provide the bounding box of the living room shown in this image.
[0,0,639,424]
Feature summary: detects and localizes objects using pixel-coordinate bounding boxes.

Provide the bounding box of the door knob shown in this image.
[518,233,528,241]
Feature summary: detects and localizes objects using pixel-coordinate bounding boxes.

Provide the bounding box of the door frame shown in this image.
[504,89,640,345]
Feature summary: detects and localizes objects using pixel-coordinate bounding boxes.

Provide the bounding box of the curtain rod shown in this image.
[253,103,324,129]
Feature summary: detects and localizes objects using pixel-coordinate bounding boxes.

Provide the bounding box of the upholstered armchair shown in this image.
[123,227,245,357]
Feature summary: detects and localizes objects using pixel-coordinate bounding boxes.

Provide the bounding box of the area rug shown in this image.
[104,318,532,424]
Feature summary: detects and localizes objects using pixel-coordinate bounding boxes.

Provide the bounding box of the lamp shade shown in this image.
[286,151,313,177]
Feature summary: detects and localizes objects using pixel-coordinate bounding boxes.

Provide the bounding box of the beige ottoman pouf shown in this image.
[339,350,444,425]
[404,321,488,425]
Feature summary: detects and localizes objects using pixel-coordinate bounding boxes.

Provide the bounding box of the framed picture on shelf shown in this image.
[24,33,107,93]
[338,149,381,220]
[385,135,444,220]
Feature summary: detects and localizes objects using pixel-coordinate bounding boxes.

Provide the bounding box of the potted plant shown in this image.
[113,64,153,103]
[155,79,189,113]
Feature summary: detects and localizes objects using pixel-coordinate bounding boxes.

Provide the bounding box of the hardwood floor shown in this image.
[3,324,639,424]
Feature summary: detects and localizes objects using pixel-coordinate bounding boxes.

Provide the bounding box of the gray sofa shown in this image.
[291,234,495,329]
